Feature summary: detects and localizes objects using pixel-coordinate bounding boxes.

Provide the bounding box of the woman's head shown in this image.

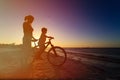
[24,15,34,23]
[41,27,47,34]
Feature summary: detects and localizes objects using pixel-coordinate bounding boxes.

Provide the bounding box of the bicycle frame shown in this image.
[32,38,67,66]
[33,38,56,55]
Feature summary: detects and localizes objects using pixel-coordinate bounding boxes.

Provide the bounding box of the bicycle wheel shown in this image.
[47,46,67,66]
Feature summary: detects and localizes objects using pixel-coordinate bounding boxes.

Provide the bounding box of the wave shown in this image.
[64,48,120,59]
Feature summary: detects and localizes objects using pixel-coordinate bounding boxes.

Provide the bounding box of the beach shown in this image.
[0,48,120,80]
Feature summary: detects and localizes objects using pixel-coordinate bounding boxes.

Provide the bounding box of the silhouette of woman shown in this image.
[23,15,34,50]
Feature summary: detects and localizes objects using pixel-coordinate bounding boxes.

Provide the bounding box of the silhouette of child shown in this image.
[35,27,53,60]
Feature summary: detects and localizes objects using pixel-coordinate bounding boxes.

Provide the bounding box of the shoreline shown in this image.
[67,51,120,64]
[0,49,119,79]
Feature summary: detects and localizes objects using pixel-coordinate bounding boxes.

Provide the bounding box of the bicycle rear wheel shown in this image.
[47,46,67,66]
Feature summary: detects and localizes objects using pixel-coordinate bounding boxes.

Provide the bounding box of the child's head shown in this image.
[41,27,47,34]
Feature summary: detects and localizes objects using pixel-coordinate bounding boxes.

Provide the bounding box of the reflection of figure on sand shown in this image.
[35,27,54,60]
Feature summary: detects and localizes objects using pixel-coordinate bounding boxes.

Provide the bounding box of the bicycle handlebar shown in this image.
[49,37,54,40]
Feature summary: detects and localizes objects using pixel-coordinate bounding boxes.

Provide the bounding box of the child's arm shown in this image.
[45,35,54,39]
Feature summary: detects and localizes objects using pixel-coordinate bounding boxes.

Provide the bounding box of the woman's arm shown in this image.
[31,36,38,41]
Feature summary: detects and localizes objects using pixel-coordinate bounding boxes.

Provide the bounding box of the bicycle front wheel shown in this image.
[47,46,67,66]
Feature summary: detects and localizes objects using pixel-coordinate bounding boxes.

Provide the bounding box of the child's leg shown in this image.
[35,45,45,59]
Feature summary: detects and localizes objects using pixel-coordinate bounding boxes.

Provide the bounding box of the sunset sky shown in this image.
[0,0,120,47]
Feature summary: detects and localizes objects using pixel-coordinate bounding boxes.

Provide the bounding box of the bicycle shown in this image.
[32,38,67,66]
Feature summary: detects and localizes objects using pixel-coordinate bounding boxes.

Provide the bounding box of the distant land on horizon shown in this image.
[0,43,119,49]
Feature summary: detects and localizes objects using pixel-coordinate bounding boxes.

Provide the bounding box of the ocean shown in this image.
[64,48,120,79]
[65,48,120,56]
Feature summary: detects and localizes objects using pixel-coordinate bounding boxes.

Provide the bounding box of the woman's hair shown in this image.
[24,15,34,21]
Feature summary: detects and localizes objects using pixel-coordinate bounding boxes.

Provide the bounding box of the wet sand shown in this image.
[0,49,111,80]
